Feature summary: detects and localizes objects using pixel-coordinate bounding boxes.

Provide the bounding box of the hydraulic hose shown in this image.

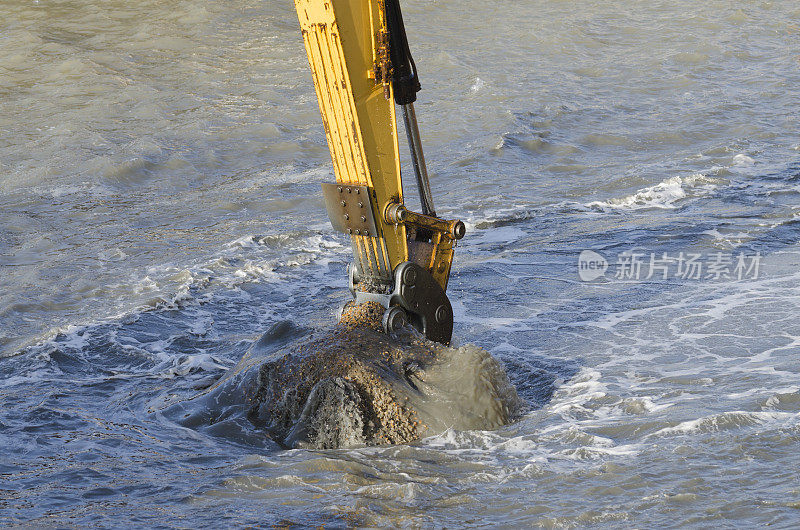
[384,0,421,105]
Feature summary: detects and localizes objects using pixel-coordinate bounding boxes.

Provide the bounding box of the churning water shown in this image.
[2,0,800,526]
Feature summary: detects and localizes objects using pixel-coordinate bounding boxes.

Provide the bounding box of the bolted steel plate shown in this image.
[321,182,379,237]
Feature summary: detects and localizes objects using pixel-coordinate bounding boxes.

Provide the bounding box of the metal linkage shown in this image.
[350,261,454,344]
[401,103,436,217]
[383,0,437,218]
[384,202,465,241]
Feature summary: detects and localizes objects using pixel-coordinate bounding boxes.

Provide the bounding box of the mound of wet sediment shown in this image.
[246,302,524,449]
[166,302,523,449]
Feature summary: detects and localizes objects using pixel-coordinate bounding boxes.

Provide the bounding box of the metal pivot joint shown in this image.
[384,202,465,241]
[351,261,454,345]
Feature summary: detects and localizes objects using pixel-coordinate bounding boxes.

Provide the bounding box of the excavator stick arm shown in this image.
[294,0,465,343]
[295,0,405,283]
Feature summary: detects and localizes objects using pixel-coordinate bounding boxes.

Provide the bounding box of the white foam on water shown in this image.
[470,77,485,92]
[23,230,350,355]
[424,428,516,452]
[647,410,799,438]
[558,443,641,460]
[355,481,426,502]
[545,367,608,419]
[420,418,645,468]
[97,248,128,262]
[461,205,537,232]
[591,396,674,419]
[420,428,552,468]
[452,299,536,332]
[188,315,215,337]
[50,324,91,351]
[0,367,61,390]
[586,173,722,211]
[732,153,755,167]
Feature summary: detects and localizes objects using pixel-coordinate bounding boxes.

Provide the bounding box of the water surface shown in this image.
[2,0,800,526]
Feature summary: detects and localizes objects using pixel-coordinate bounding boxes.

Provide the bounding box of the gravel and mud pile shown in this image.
[247,302,436,448]
[245,302,524,449]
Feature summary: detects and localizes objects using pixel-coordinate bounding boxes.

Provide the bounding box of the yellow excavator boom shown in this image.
[295,0,406,281]
[294,0,465,343]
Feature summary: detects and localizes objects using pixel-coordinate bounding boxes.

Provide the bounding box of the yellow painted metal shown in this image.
[430,233,456,290]
[294,0,407,281]
[295,0,461,293]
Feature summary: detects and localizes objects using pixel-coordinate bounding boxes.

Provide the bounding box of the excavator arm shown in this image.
[294,0,465,344]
